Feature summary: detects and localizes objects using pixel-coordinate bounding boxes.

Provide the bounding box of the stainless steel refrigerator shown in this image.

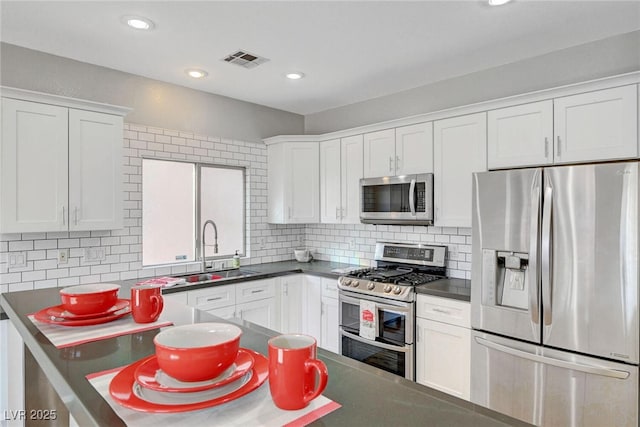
[471,161,639,427]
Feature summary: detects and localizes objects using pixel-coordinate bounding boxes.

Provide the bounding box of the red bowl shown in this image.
[154,323,242,382]
[59,283,120,315]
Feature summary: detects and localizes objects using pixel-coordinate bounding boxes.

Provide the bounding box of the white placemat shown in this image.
[87,366,341,427]
[29,315,173,348]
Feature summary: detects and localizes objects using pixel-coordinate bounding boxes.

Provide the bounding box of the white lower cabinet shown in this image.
[184,278,278,330]
[320,278,339,353]
[279,275,304,334]
[302,276,322,343]
[162,292,188,306]
[277,275,339,353]
[415,294,471,401]
[206,305,236,320]
[236,298,278,330]
[180,275,340,351]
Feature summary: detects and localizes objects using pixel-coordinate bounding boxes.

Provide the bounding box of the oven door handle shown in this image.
[339,293,412,313]
[340,329,411,353]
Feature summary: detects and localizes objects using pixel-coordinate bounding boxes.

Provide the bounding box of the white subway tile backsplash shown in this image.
[10,282,34,292]
[9,240,34,251]
[305,224,472,278]
[1,122,473,295]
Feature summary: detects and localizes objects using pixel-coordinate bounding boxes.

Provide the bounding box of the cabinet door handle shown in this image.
[396,155,400,173]
[206,296,223,302]
[341,208,345,219]
[556,136,561,157]
[74,207,79,225]
[62,206,66,225]
[389,157,393,172]
[544,137,549,158]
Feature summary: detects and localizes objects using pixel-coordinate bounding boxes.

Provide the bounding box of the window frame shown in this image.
[141,156,247,268]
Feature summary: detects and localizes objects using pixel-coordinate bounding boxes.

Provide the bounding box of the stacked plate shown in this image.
[108,348,268,412]
[109,323,269,412]
[34,284,131,326]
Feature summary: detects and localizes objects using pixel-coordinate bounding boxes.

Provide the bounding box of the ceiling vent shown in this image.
[222,50,270,69]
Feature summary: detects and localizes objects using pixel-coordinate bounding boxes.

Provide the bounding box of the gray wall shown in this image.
[0,43,304,142]
[304,31,640,134]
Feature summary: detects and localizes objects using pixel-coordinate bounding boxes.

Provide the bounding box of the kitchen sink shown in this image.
[178,269,259,284]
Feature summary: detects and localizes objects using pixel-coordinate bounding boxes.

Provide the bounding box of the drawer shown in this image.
[187,285,235,311]
[162,291,188,306]
[235,278,277,303]
[321,277,338,300]
[416,294,470,328]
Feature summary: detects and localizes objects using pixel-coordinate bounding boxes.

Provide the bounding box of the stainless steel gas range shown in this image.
[338,242,447,380]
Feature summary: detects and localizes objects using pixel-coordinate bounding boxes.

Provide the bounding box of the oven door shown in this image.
[340,329,414,380]
[339,291,415,380]
[360,173,433,225]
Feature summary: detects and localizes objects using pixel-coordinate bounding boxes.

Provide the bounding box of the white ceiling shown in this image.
[2,1,639,115]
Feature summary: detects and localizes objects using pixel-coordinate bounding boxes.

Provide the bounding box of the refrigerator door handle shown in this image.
[474,337,630,380]
[529,170,541,326]
[541,176,553,328]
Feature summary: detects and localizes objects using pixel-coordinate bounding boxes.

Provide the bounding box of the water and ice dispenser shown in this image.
[481,249,529,310]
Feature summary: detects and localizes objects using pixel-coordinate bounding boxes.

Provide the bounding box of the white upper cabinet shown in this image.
[320,136,363,224]
[1,98,68,232]
[434,112,487,228]
[363,123,432,178]
[489,85,638,169]
[395,122,433,175]
[554,85,638,164]
[341,135,364,223]
[268,141,319,224]
[488,100,553,169]
[320,139,343,224]
[1,94,127,233]
[363,129,395,178]
[69,109,123,230]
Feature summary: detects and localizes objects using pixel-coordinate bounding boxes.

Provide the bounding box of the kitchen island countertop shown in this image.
[0,286,529,427]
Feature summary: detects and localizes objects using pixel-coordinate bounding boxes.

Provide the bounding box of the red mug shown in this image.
[268,334,328,410]
[130,284,164,323]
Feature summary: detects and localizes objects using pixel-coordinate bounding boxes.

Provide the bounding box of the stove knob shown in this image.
[367,282,375,290]
[352,280,359,287]
[393,286,402,295]
[383,285,393,293]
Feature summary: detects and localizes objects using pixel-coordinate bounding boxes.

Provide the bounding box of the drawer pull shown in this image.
[432,307,452,315]
[251,289,264,294]
[206,296,223,302]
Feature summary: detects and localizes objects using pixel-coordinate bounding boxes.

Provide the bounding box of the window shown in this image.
[142,158,245,267]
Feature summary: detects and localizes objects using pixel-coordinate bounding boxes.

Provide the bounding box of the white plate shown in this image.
[133,371,252,405]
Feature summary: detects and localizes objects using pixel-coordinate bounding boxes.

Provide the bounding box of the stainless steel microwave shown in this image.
[360,173,434,225]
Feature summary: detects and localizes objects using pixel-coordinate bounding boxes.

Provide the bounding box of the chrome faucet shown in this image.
[202,219,218,271]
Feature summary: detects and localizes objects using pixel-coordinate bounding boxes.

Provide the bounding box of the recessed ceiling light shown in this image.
[488,0,512,5]
[286,72,305,80]
[185,69,208,79]
[123,15,155,30]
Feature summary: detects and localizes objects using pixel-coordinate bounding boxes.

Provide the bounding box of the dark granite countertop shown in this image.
[416,278,471,302]
[1,287,528,427]
[160,260,356,295]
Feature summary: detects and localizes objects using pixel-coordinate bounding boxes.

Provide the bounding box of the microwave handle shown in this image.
[409,179,416,216]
